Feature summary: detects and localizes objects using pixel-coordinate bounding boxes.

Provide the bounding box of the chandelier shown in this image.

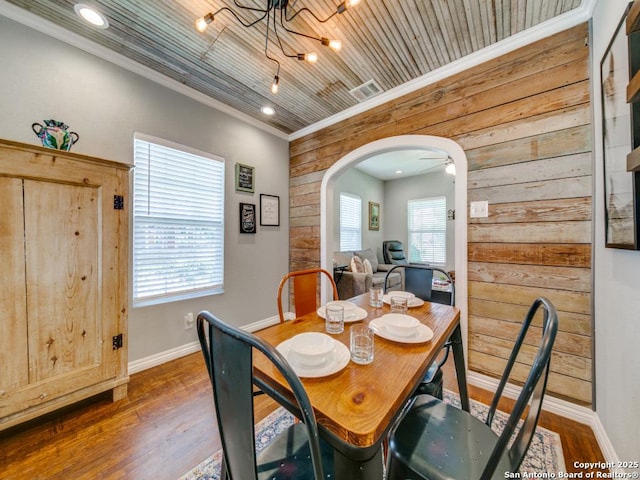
[195,0,361,94]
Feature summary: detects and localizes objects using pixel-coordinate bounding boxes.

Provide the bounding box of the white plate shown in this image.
[317,305,368,322]
[382,295,424,308]
[385,291,415,299]
[277,338,351,378]
[326,300,357,310]
[369,317,434,344]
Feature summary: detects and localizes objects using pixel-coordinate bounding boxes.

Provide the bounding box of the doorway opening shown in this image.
[319,135,469,350]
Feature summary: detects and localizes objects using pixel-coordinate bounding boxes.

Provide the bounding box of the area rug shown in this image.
[179,391,565,479]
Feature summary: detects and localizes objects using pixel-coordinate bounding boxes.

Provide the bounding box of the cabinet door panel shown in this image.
[23,180,102,383]
[0,178,28,393]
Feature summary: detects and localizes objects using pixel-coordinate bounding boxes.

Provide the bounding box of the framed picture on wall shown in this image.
[601,2,640,249]
[235,163,255,193]
[369,201,380,231]
[260,194,280,226]
[239,202,256,233]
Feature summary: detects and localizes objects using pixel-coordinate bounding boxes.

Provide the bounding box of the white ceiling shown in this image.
[355,148,450,180]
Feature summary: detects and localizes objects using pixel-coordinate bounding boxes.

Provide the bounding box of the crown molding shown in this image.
[0,0,289,141]
[289,1,595,141]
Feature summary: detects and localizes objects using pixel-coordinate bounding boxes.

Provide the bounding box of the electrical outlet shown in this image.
[184,312,194,329]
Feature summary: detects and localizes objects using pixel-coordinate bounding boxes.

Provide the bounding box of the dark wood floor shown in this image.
[0,352,605,480]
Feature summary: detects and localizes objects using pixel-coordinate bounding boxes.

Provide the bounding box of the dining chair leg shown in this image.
[450,324,470,412]
[220,457,228,480]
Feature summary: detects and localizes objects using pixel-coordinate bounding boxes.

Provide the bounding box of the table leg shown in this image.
[450,324,470,412]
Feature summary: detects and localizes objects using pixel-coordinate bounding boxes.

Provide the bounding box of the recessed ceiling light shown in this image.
[261,106,276,115]
[395,170,403,174]
[74,4,109,29]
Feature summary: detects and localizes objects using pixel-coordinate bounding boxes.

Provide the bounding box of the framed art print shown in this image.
[369,201,380,231]
[239,202,256,233]
[235,163,255,193]
[601,2,640,249]
[260,194,280,226]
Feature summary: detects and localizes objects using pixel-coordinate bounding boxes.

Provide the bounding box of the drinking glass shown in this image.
[325,304,344,334]
[350,324,374,365]
[390,296,408,314]
[369,286,384,308]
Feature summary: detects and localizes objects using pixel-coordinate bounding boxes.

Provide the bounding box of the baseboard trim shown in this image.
[127,315,281,375]
[468,371,594,424]
[468,371,619,467]
[128,342,200,375]
[591,414,621,470]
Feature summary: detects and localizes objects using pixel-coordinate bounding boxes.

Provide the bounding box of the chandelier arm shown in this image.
[232,0,268,14]
[211,6,267,28]
[285,6,338,23]
[272,9,298,59]
[278,6,323,44]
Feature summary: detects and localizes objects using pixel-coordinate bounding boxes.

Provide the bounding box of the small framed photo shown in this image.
[260,194,280,226]
[235,163,255,193]
[239,202,256,233]
[369,201,380,231]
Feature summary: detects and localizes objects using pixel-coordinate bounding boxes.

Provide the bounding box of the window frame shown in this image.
[132,133,225,307]
[339,192,362,251]
[407,196,447,265]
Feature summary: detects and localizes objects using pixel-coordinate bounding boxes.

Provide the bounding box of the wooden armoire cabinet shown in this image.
[0,139,130,431]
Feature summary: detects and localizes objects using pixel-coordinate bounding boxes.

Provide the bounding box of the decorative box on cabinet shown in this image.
[0,139,130,431]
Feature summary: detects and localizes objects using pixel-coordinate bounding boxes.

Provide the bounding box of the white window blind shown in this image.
[339,193,362,251]
[133,134,225,306]
[408,197,446,264]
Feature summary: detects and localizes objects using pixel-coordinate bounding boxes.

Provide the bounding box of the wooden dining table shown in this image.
[253,292,469,479]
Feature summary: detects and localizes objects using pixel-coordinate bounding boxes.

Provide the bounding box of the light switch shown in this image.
[470,201,488,218]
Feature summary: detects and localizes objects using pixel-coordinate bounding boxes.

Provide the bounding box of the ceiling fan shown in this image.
[417,156,456,175]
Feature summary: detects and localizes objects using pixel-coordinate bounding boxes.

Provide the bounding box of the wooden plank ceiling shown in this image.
[4,0,582,134]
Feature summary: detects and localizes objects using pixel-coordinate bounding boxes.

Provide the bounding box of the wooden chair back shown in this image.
[277,268,339,322]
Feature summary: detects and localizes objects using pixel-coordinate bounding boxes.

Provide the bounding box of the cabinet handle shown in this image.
[39,393,47,400]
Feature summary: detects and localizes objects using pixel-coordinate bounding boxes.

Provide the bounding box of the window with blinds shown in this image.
[133,134,225,306]
[339,193,362,251]
[407,196,446,265]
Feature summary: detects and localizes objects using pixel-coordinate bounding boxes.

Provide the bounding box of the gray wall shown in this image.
[332,168,385,258]
[0,16,290,363]
[384,171,456,273]
[592,0,640,461]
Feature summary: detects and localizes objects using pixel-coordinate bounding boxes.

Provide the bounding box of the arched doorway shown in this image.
[320,135,469,352]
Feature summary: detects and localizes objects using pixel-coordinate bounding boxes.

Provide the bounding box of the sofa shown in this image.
[332,248,403,299]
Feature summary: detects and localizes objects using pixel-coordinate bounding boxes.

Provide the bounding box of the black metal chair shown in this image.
[383,265,455,399]
[196,310,334,480]
[385,297,559,480]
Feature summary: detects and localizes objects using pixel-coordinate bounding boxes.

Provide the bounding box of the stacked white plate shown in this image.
[277,332,350,378]
[369,313,433,343]
[317,300,368,322]
[382,291,425,308]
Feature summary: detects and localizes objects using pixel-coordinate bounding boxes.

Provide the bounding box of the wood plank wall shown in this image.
[289,24,592,405]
